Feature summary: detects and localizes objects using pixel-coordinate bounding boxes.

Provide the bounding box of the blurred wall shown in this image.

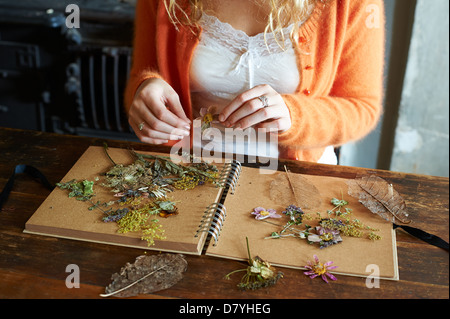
[340,0,449,177]
[389,0,449,177]
[339,0,396,171]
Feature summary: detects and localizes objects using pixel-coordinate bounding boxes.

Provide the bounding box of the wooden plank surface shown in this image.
[0,127,448,301]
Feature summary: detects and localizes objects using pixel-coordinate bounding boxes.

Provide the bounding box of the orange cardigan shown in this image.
[125,0,385,162]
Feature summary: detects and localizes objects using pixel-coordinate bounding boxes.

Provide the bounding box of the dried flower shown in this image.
[225,237,283,290]
[102,208,129,223]
[193,106,220,135]
[282,204,304,225]
[252,207,281,220]
[368,231,382,241]
[307,226,343,248]
[56,179,95,200]
[200,106,219,124]
[283,204,304,215]
[319,218,346,230]
[59,146,219,247]
[304,255,337,283]
[173,174,205,190]
[255,195,381,250]
[320,217,379,239]
[250,257,274,279]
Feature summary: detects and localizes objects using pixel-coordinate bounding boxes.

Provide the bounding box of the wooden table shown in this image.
[0,127,448,302]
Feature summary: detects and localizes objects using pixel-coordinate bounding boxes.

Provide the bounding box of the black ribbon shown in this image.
[394,224,449,251]
[0,164,55,210]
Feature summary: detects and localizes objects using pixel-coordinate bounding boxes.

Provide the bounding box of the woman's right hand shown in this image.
[128,78,191,144]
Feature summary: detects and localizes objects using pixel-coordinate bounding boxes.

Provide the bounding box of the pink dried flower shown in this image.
[252,207,282,220]
[304,255,338,283]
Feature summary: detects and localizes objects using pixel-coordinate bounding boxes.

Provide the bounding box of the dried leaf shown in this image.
[269,173,322,210]
[347,174,411,224]
[101,253,188,298]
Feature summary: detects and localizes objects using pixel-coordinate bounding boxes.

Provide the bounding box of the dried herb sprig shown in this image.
[57,146,219,247]
[102,208,129,223]
[319,197,381,240]
[56,179,112,216]
[116,209,166,246]
[225,237,283,290]
[328,195,352,217]
[103,142,117,166]
[131,151,219,184]
[261,205,308,240]
[56,179,95,201]
[260,194,382,247]
[57,175,171,247]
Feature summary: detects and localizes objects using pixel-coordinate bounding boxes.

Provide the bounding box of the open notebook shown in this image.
[25,146,398,280]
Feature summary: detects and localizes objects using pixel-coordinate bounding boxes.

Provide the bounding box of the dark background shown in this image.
[0,0,137,140]
[0,0,448,177]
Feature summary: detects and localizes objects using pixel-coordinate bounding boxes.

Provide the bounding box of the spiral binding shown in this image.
[195,160,242,246]
[195,203,227,246]
[216,160,242,194]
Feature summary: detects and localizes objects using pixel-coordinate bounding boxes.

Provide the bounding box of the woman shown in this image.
[125,0,385,164]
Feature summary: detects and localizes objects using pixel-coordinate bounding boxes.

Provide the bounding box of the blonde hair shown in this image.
[164,0,320,49]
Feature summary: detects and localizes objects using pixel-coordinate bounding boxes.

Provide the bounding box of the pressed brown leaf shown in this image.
[269,173,322,210]
[101,253,188,298]
[347,174,411,224]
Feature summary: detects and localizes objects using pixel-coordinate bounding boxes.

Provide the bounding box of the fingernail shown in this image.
[219,114,225,122]
[182,130,190,136]
[184,125,191,130]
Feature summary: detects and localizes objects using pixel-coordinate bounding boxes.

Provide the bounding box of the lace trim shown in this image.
[198,13,296,56]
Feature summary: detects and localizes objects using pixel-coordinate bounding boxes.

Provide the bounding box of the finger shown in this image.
[129,102,189,139]
[134,99,190,137]
[129,120,169,145]
[135,77,190,129]
[131,116,189,140]
[164,93,191,126]
[254,117,291,133]
[139,123,187,141]
[232,105,276,130]
[140,137,169,145]
[151,98,191,131]
[219,84,272,122]
[225,96,272,128]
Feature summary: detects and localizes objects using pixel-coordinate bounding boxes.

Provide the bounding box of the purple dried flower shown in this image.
[282,205,304,225]
[102,208,129,223]
[282,205,304,215]
[307,226,342,248]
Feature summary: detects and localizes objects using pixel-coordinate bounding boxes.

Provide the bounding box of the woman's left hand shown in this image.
[218,84,292,133]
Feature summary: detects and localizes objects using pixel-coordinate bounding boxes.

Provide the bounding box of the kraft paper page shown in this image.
[24,146,224,255]
[205,166,399,280]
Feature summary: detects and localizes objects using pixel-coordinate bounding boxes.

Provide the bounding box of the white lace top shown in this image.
[190,13,300,117]
[189,13,337,164]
